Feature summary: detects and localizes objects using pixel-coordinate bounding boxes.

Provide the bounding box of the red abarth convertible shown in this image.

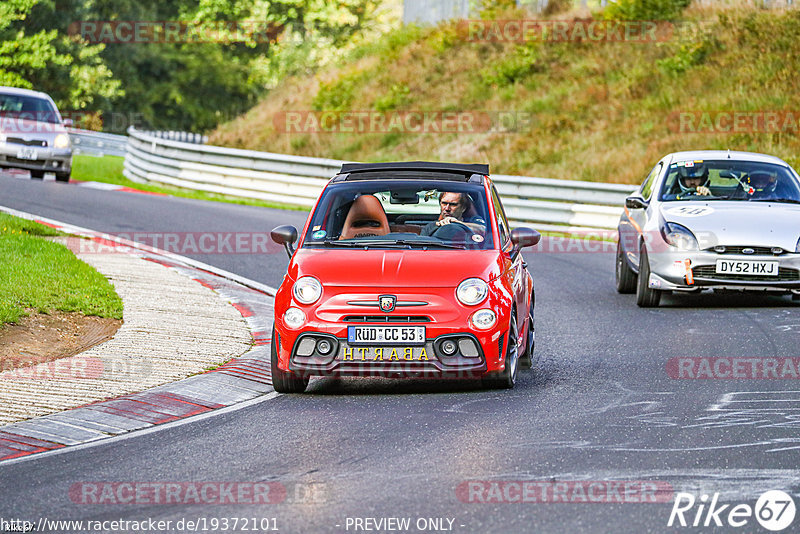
[269,162,540,392]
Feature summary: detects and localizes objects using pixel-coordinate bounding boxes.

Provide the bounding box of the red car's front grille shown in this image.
[704,246,786,256]
[342,315,431,323]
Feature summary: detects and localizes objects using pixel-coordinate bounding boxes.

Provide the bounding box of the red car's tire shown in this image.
[519,296,535,369]
[482,313,519,389]
[270,328,309,393]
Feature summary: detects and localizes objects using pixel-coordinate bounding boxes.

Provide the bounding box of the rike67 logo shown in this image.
[668,490,796,531]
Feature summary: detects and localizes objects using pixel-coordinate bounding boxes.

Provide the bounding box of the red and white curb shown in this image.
[0,206,278,464]
[72,180,168,196]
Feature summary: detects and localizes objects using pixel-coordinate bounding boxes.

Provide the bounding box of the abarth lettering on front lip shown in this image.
[339,346,430,361]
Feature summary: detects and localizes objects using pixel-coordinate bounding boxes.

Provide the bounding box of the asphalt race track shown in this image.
[1,175,799,533]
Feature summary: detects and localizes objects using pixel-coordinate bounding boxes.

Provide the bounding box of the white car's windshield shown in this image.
[659,159,800,202]
[302,180,494,250]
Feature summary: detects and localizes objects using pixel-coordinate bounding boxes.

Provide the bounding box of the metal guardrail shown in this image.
[124,127,636,231]
[68,128,128,157]
[138,130,208,144]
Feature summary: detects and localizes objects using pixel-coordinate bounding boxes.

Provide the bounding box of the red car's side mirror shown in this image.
[511,227,541,248]
[271,225,298,258]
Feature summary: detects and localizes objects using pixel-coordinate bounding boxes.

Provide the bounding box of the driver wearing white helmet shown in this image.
[664,164,712,200]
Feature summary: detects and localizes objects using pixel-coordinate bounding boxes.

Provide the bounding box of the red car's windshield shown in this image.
[302,180,495,250]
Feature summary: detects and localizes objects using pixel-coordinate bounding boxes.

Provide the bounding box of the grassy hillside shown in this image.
[210,3,800,185]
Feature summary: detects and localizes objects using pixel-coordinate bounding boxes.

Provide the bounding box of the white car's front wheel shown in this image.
[636,244,661,308]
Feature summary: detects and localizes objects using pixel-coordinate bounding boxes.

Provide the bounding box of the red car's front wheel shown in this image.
[482,313,519,389]
[271,328,309,393]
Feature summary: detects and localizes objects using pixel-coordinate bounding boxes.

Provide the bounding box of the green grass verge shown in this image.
[72,154,306,211]
[0,213,63,237]
[0,213,123,325]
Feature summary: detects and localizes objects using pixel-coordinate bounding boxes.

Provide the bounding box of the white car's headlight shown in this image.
[470,309,496,330]
[661,222,699,251]
[796,237,800,253]
[54,133,70,149]
[292,276,322,304]
[457,278,488,306]
[284,307,305,329]
[0,133,6,144]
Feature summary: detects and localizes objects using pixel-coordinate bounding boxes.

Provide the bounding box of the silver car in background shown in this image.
[0,86,72,181]
[616,150,800,307]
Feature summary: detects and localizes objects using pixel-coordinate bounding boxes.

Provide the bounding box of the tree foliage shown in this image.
[1,0,381,132]
[0,0,121,114]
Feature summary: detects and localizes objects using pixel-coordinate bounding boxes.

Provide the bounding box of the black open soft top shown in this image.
[338,161,489,177]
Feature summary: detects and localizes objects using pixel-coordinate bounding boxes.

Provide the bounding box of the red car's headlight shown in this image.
[293,276,322,304]
[457,278,488,305]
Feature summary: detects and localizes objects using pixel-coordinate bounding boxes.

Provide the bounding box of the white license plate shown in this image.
[715,259,778,276]
[16,148,38,160]
[347,326,426,345]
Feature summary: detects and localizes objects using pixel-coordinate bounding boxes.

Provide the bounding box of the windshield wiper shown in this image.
[312,240,367,247]
[312,239,414,249]
[393,239,465,249]
[312,238,465,249]
[750,198,800,204]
